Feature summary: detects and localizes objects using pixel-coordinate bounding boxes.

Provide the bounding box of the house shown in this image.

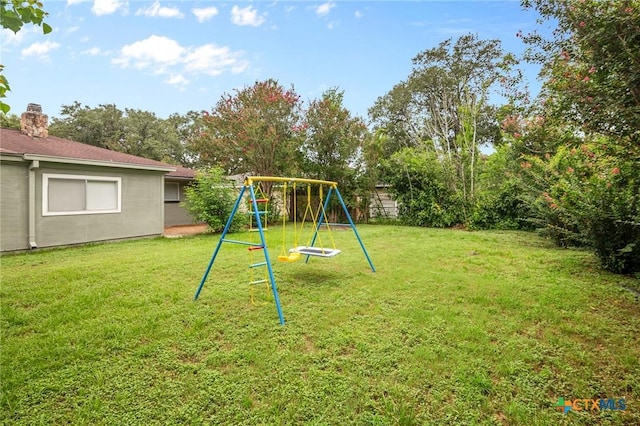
[164,165,199,227]
[0,104,179,252]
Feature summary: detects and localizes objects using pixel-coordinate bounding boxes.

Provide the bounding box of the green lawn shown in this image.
[1,225,638,425]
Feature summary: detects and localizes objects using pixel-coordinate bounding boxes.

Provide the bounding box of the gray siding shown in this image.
[35,163,164,248]
[164,180,198,227]
[0,160,29,251]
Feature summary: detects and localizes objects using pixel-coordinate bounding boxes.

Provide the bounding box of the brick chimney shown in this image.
[20,103,48,138]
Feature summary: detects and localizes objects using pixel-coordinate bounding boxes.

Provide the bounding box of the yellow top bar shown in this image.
[245,176,338,187]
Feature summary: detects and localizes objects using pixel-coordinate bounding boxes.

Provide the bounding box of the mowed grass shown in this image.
[1,225,639,425]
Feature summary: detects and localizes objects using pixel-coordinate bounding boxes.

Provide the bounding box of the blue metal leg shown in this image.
[334,187,376,272]
[194,185,247,300]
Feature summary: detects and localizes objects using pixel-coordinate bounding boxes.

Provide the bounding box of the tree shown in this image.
[49,102,192,165]
[1,0,52,113]
[522,0,640,148]
[49,102,125,149]
[369,34,520,223]
[0,112,20,129]
[516,0,640,274]
[301,88,368,211]
[191,79,305,196]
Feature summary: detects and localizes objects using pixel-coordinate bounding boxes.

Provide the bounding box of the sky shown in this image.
[2,1,547,121]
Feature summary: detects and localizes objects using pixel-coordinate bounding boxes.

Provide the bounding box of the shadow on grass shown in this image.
[285,268,344,288]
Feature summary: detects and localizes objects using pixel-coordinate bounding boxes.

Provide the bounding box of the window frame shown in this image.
[164,181,180,202]
[42,173,122,216]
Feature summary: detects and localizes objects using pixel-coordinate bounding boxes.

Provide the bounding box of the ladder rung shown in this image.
[252,198,269,203]
[248,245,264,251]
[249,262,267,268]
[248,210,268,214]
[249,228,267,232]
[250,279,267,285]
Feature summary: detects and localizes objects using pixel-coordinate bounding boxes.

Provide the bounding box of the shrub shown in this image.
[380,148,465,227]
[182,167,248,233]
[521,141,640,274]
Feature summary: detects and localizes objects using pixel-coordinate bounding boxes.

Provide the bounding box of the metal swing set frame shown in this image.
[193,176,376,325]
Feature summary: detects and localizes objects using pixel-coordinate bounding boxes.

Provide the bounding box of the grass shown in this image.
[1,225,639,425]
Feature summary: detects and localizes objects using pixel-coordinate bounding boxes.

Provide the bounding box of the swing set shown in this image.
[193,176,376,325]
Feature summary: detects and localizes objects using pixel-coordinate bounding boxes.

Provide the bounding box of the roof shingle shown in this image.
[0,128,175,171]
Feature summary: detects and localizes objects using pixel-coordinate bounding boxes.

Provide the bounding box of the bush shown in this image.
[381,148,465,227]
[521,141,640,274]
[182,167,248,233]
[470,180,533,230]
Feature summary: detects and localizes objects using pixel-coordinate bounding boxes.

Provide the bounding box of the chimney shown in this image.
[20,103,48,138]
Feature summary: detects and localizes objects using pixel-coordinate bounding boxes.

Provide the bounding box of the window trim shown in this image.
[164,181,180,202]
[42,173,122,216]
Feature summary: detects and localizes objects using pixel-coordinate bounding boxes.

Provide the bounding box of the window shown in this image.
[43,173,121,216]
[164,182,180,202]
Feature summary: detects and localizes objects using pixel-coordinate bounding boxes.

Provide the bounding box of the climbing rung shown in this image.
[248,210,269,214]
[249,228,268,232]
[248,245,264,251]
[252,198,269,203]
[250,279,267,285]
[249,262,267,268]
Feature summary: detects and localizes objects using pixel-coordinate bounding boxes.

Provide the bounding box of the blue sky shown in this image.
[2,1,546,121]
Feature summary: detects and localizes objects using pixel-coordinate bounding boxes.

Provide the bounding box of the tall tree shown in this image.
[1,0,52,113]
[301,88,368,202]
[522,0,640,148]
[369,34,520,220]
[191,79,305,194]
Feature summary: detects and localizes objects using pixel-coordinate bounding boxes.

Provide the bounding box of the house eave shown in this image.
[21,154,176,173]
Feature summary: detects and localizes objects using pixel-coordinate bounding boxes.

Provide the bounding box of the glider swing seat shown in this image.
[193,176,376,326]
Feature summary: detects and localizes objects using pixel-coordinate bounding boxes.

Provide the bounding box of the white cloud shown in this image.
[135,1,184,18]
[92,0,126,16]
[165,74,189,87]
[355,11,363,19]
[315,2,335,17]
[21,40,61,59]
[192,6,219,23]
[112,35,249,85]
[184,44,248,76]
[230,5,265,27]
[112,35,184,72]
[1,26,34,47]
[82,47,102,55]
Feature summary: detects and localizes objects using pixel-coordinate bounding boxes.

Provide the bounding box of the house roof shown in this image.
[0,128,175,172]
[166,165,196,179]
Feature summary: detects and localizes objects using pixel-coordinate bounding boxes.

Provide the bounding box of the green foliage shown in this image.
[521,142,640,274]
[522,0,640,146]
[182,167,248,233]
[470,181,533,231]
[49,102,194,165]
[302,87,369,216]
[381,147,464,227]
[192,79,305,196]
[369,34,522,224]
[0,111,20,129]
[469,145,533,230]
[0,0,51,113]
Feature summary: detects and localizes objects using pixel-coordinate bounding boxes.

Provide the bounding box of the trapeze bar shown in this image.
[290,246,341,257]
[245,176,338,187]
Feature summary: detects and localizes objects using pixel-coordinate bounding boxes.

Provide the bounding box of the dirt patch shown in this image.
[163,224,209,237]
